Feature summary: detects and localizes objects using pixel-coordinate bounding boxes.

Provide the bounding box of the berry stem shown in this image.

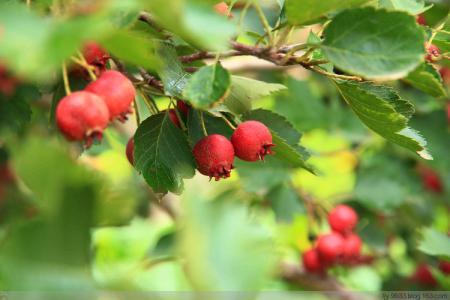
[219,113,236,130]
[200,112,208,136]
[133,98,141,126]
[139,90,158,114]
[62,62,71,95]
[76,51,98,81]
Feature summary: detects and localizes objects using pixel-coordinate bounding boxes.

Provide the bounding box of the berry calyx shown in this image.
[126,137,134,165]
[176,100,191,117]
[82,42,109,68]
[342,233,362,263]
[316,232,345,264]
[193,134,235,181]
[56,91,110,147]
[231,121,274,162]
[328,204,358,235]
[425,44,440,62]
[302,248,324,273]
[85,70,136,122]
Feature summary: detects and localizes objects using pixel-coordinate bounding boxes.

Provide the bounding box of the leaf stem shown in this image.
[62,62,71,95]
[133,98,141,126]
[219,113,236,130]
[200,112,208,136]
[309,66,363,81]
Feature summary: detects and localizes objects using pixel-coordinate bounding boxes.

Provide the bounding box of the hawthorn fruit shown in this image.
[193,134,235,181]
[85,70,136,121]
[316,232,345,265]
[328,204,358,235]
[56,91,110,147]
[231,121,274,162]
[302,248,324,273]
[425,44,440,62]
[342,233,362,263]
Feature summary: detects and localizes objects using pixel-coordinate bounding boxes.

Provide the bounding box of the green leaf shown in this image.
[145,1,236,51]
[379,0,429,14]
[102,30,159,70]
[223,76,286,115]
[180,186,276,290]
[183,63,231,109]
[433,39,450,53]
[187,110,233,145]
[404,63,447,98]
[285,0,371,25]
[335,80,431,159]
[322,8,425,80]
[267,184,305,222]
[418,228,450,258]
[134,112,196,194]
[157,43,191,98]
[243,109,313,172]
[0,87,34,132]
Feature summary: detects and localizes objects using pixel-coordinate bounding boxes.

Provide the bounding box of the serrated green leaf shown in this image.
[223,76,287,115]
[322,8,425,80]
[145,1,236,51]
[404,63,447,98]
[102,30,159,70]
[285,0,371,25]
[418,228,450,257]
[0,92,32,132]
[379,0,429,14]
[157,43,191,98]
[183,63,231,109]
[134,112,196,194]
[433,39,450,53]
[335,80,431,159]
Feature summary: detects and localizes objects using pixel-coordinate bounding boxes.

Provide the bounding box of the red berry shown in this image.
[214,2,230,16]
[302,248,324,273]
[85,70,136,121]
[342,233,362,262]
[425,44,440,62]
[439,261,450,275]
[439,68,450,85]
[0,164,14,184]
[56,91,109,147]
[0,64,18,96]
[416,14,426,25]
[168,109,181,128]
[176,100,190,117]
[126,137,134,165]
[328,205,358,235]
[316,232,345,264]
[82,42,109,68]
[419,167,443,193]
[231,121,274,162]
[192,134,235,181]
[412,264,437,286]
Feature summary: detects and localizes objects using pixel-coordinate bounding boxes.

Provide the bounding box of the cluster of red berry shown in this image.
[302,205,362,273]
[56,43,136,148]
[412,261,450,287]
[193,120,274,180]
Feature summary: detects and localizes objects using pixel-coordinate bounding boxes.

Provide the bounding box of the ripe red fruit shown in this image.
[168,109,181,128]
[56,91,109,147]
[82,42,109,68]
[214,2,231,17]
[302,248,324,273]
[412,264,437,286]
[419,167,443,193]
[425,44,440,62]
[231,121,274,161]
[316,232,345,264]
[342,233,362,262]
[440,68,450,85]
[0,64,18,96]
[85,70,136,121]
[328,204,358,235]
[439,261,450,275]
[176,100,190,117]
[126,138,134,165]
[192,134,235,181]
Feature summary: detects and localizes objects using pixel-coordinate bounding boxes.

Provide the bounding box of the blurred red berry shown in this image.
[126,138,134,165]
[316,232,345,265]
[412,264,437,287]
[439,261,450,275]
[302,248,324,273]
[425,44,440,62]
[0,65,19,96]
[342,233,362,263]
[419,166,443,194]
[328,204,358,235]
[416,14,426,25]
[176,100,191,117]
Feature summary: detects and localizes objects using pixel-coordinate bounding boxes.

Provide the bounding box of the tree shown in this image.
[0,0,449,295]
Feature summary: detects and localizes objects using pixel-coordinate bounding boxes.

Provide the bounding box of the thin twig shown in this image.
[76,51,97,81]
[308,66,363,81]
[253,1,274,46]
[200,112,208,136]
[62,62,71,95]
